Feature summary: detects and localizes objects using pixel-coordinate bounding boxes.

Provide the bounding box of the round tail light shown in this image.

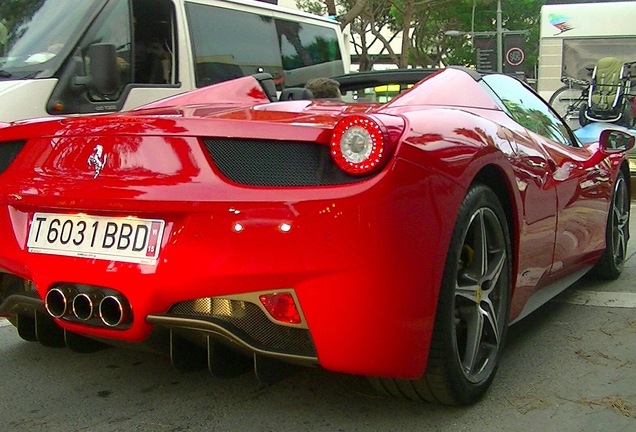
[330,114,403,176]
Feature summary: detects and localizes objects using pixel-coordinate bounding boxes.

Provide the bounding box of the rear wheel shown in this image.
[369,184,512,405]
[590,171,630,280]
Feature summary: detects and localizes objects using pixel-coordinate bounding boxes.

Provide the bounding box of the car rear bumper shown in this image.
[0,158,462,378]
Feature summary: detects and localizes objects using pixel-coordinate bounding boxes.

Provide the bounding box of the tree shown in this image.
[441,0,544,76]
[296,0,545,74]
[296,0,397,71]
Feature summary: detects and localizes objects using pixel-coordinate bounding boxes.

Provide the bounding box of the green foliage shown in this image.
[296,0,545,75]
[432,0,545,75]
[295,0,328,16]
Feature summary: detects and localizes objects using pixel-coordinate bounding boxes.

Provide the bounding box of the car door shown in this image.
[481,74,558,296]
[535,134,612,275]
[505,86,610,276]
[483,74,610,279]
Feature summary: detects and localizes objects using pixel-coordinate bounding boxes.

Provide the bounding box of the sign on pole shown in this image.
[474,35,497,72]
[504,34,526,75]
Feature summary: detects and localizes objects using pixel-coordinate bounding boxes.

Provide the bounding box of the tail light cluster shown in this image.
[329,114,405,176]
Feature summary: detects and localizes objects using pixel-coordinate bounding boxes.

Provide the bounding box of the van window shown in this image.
[562,38,636,82]
[277,19,343,87]
[45,0,176,114]
[132,0,176,85]
[277,20,341,70]
[186,3,283,87]
[0,0,100,79]
[185,2,344,89]
[87,0,132,100]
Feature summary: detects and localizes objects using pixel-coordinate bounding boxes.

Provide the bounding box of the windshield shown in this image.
[0,0,105,79]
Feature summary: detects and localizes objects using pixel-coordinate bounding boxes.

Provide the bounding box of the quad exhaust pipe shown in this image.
[44,286,130,328]
[72,292,103,321]
[45,286,75,318]
[99,295,129,327]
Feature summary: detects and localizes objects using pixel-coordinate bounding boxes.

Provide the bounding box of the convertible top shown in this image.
[329,67,484,94]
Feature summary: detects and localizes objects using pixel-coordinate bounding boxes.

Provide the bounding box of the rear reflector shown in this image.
[259,293,301,325]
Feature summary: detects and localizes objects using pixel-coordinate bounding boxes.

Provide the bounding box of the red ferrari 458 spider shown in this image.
[0,67,633,405]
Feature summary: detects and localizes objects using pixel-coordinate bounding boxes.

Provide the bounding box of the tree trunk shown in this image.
[399,0,414,68]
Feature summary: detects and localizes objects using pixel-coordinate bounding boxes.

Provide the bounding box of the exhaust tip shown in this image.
[72,293,100,321]
[45,287,73,318]
[99,295,128,327]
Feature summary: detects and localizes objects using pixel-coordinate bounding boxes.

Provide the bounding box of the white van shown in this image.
[537,0,636,102]
[0,0,350,122]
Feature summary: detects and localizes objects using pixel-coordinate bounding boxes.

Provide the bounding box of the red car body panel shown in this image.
[0,68,627,379]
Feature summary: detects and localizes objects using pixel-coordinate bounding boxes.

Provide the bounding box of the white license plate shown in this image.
[27,213,165,265]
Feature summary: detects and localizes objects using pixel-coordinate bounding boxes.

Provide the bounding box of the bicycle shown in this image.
[550,59,636,129]
[548,75,590,128]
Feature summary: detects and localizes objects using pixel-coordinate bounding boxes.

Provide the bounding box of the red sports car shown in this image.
[0,67,632,406]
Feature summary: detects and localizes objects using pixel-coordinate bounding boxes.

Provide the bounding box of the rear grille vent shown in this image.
[170,299,316,357]
[202,138,369,187]
[0,140,26,175]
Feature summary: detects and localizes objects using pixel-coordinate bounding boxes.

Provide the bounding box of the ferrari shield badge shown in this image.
[87,144,107,178]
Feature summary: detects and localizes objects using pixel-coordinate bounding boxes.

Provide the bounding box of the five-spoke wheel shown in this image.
[591,171,630,279]
[369,183,512,405]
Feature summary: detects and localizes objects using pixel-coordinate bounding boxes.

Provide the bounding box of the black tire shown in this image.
[578,102,590,126]
[369,183,512,405]
[621,100,635,128]
[590,171,630,280]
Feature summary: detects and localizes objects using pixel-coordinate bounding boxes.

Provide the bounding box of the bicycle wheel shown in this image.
[549,86,585,127]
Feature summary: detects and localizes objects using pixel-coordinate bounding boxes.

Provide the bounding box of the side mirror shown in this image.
[599,129,635,153]
[74,43,120,95]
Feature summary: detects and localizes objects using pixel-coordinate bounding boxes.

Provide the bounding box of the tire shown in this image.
[589,171,630,280]
[369,183,512,405]
[549,86,584,129]
[621,100,635,128]
[578,102,590,126]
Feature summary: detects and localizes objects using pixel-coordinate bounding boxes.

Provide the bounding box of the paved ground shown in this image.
[0,208,635,431]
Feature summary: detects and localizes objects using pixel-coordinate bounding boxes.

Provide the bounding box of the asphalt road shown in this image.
[1,209,635,432]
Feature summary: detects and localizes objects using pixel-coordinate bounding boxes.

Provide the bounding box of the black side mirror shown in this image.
[74,43,120,95]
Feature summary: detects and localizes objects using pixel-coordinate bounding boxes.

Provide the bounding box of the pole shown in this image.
[496,0,503,72]
[471,0,476,35]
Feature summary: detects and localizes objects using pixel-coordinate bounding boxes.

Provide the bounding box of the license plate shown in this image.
[27,213,165,265]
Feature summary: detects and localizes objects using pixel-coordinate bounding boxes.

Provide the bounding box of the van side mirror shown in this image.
[599,129,635,153]
[74,43,120,95]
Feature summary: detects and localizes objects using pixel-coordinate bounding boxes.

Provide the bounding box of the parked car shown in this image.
[0,67,632,406]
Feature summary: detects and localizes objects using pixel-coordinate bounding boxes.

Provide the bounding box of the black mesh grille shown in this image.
[203,138,369,186]
[0,140,26,175]
[169,299,316,357]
